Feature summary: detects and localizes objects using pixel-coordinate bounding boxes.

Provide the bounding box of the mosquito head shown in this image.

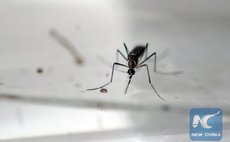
[127,69,135,76]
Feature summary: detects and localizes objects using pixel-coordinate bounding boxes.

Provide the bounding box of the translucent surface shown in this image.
[0,0,230,141]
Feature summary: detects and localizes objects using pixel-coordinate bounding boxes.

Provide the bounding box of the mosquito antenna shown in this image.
[125,75,133,94]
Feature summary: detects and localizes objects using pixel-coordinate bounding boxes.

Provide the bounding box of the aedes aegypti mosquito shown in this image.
[87,43,165,100]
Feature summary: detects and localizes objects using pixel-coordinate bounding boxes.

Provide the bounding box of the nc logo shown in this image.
[192,110,221,129]
[190,108,222,141]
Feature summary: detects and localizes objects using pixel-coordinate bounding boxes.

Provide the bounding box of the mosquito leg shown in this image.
[138,64,165,100]
[145,43,149,59]
[140,51,183,75]
[87,62,128,91]
[124,75,133,94]
[139,52,157,72]
[123,43,129,55]
[116,49,127,62]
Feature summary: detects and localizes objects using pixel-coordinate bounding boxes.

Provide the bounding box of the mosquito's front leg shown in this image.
[87,62,128,91]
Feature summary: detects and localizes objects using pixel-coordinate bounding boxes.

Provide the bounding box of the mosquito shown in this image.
[87,43,165,100]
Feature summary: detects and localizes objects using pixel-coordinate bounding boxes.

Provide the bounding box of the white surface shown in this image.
[0,0,230,141]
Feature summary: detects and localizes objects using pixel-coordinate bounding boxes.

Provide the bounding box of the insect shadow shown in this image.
[87,43,176,100]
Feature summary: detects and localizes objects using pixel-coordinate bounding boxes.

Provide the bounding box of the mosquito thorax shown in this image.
[128,60,137,68]
[127,69,135,76]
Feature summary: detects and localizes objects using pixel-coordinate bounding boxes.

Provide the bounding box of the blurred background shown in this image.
[0,0,230,141]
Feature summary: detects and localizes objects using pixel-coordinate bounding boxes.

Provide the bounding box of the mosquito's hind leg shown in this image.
[116,49,127,62]
[116,42,131,62]
[123,43,129,55]
[145,43,149,59]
